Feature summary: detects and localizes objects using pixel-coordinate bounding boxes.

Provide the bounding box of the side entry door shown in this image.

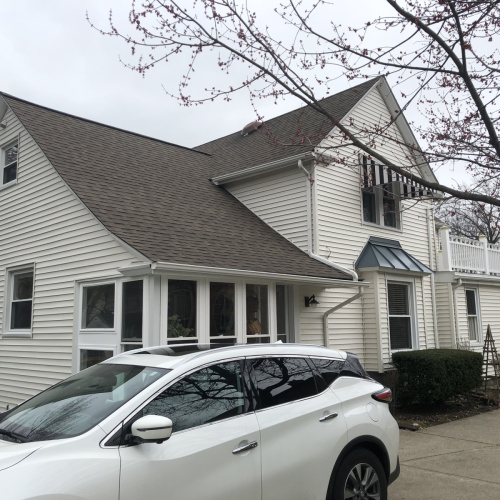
[118,359,261,500]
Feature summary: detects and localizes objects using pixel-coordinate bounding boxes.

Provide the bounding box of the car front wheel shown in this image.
[332,448,387,500]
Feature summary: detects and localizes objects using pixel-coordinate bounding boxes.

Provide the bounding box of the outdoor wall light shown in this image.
[305,295,319,308]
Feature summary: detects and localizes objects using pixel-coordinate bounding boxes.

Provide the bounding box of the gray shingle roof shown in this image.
[2,92,361,281]
[196,78,378,176]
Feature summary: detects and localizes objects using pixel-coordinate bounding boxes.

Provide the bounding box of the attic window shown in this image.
[2,141,18,186]
[241,121,263,136]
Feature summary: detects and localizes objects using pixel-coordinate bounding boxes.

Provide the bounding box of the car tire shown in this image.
[332,448,387,500]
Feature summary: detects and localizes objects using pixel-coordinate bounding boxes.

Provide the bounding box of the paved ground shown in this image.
[389,410,500,499]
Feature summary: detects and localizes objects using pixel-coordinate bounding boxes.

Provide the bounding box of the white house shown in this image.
[0,77,497,411]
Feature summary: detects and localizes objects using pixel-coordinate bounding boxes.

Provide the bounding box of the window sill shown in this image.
[2,330,32,338]
[0,179,18,191]
[79,329,117,334]
[362,221,402,233]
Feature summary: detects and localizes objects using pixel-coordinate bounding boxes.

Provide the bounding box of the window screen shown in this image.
[251,357,318,409]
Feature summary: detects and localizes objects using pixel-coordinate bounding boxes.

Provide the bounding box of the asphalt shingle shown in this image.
[1,90,372,281]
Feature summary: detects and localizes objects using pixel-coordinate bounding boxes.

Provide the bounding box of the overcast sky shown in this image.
[0,1,469,185]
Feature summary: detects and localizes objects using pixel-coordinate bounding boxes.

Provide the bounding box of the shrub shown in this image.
[392,349,483,406]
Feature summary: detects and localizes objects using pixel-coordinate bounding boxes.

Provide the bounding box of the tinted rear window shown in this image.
[310,357,345,388]
[251,357,318,409]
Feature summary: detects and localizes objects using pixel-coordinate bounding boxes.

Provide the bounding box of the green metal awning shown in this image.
[355,237,432,274]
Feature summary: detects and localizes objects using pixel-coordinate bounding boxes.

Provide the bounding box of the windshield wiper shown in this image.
[0,428,27,443]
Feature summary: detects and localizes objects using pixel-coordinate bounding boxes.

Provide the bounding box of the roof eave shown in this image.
[211,152,315,185]
[119,262,368,288]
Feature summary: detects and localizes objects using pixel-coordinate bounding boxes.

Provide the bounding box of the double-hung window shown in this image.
[2,141,18,187]
[362,157,400,229]
[8,268,34,333]
[465,289,480,342]
[388,281,415,350]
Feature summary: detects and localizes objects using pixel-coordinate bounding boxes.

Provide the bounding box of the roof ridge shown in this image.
[195,77,381,149]
[0,91,211,157]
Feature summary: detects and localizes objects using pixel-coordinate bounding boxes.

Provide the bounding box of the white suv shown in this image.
[0,343,399,500]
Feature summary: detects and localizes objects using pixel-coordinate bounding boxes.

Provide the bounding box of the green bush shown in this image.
[392,349,483,406]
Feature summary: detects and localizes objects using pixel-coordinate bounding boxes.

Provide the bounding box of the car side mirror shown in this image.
[131,415,173,444]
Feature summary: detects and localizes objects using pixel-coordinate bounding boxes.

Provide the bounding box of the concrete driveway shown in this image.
[389,410,500,499]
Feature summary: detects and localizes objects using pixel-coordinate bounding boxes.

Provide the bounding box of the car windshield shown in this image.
[0,364,169,443]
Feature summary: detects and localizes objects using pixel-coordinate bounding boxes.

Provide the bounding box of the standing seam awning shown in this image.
[362,156,434,198]
[355,236,433,274]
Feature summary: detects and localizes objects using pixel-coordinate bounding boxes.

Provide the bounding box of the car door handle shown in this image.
[232,441,258,454]
[319,412,338,422]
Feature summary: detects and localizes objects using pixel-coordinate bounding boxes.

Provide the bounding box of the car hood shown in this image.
[0,439,43,471]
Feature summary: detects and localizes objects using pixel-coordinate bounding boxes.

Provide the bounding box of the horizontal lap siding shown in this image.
[436,282,454,348]
[227,169,309,251]
[315,86,435,367]
[471,285,500,351]
[453,287,470,347]
[0,109,144,411]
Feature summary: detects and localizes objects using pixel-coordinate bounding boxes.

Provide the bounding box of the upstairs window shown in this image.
[2,142,18,186]
[362,157,400,229]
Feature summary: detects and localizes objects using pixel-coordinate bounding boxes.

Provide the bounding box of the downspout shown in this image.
[323,287,365,348]
[426,206,440,348]
[298,159,358,281]
[452,279,463,348]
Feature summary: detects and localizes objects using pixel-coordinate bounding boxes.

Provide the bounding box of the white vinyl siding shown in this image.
[313,85,436,366]
[226,167,310,251]
[0,108,145,411]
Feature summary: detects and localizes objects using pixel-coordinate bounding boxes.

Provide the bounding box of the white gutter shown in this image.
[323,287,365,348]
[298,159,359,281]
[118,262,365,288]
[452,278,463,348]
[211,152,314,185]
[427,206,440,348]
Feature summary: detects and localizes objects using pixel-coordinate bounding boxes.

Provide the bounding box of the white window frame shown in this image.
[1,139,19,190]
[387,277,418,352]
[159,276,282,345]
[361,184,402,230]
[465,288,482,344]
[3,264,35,338]
[75,277,146,371]
[78,344,117,371]
[80,281,117,331]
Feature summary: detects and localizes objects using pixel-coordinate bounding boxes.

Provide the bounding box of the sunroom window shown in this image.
[210,282,236,344]
[246,284,269,344]
[122,280,144,349]
[82,284,115,329]
[167,280,197,344]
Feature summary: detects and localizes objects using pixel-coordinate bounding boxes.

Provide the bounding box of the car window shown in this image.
[142,361,246,432]
[309,358,345,388]
[251,357,318,409]
[0,364,168,443]
[340,354,369,379]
